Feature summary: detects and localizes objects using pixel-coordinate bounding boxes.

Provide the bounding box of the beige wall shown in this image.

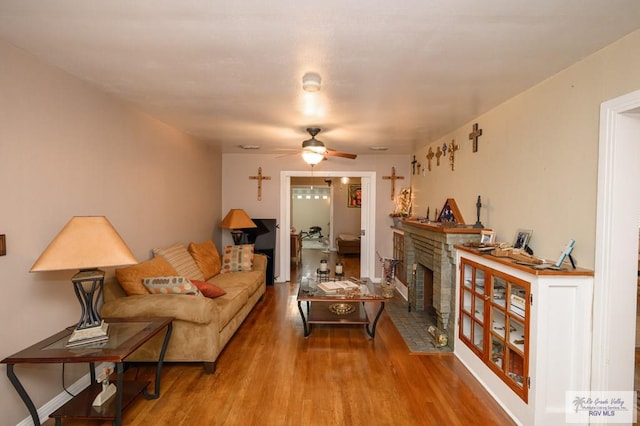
[221,154,411,278]
[0,41,222,424]
[412,30,640,269]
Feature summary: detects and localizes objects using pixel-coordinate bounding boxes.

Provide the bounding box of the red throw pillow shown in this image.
[190,280,226,299]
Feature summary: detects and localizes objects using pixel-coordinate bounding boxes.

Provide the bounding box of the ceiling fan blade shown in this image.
[326,149,357,159]
[276,151,300,158]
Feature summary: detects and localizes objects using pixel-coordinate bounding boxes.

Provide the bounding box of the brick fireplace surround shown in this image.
[400,220,482,344]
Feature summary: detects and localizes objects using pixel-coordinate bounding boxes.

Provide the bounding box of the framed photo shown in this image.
[512,229,532,249]
[480,230,496,244]
[348,184,361,208]
[436,198,465,224]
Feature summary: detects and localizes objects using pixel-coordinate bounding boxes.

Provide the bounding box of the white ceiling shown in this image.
[1,1,639,156]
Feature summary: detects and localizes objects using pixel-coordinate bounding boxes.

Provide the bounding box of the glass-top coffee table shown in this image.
[297,277,389,338]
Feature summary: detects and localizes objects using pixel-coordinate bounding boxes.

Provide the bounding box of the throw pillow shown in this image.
[188,240,222,280]
[220,244,254,273]
[191,279,226,299]
[116,257,177,296]
[142,276,201,295]
[153,242,205,281]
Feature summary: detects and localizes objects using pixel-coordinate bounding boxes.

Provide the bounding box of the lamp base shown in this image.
[230,230,244,245]
[66,321,109,348]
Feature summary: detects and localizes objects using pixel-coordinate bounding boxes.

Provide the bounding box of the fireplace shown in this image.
[401,220,482,344]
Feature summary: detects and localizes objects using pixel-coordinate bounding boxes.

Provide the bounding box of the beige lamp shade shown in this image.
[220,209,256,229]
[30,216,138,272]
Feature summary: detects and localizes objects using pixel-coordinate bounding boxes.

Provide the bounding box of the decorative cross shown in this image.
[436,146,442,166]
[382,166,405,200]
[426,148,435,171]
[468,123,483,153]
[448,139,459,171]
[411,155,417,175]
[249,167,271,201]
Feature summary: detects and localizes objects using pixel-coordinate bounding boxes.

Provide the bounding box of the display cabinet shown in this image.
[459,258,530,401]
[455,246,593,425]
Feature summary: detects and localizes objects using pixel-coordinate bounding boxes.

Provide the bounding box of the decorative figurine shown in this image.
[473,195,484,228]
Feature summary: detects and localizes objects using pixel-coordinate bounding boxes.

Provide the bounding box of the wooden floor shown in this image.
[45,249,514,425]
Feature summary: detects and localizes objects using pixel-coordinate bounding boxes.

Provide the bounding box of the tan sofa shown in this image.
[101,242,266,374]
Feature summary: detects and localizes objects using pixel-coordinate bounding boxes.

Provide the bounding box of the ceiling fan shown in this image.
[300,127,357,165]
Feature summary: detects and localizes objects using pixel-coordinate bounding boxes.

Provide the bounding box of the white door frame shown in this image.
[279,170,376,282]
[592,89,640,395]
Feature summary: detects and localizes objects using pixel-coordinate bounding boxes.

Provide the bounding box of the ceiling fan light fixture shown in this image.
[302,72,321,92]
[302,149,324,165]
[369,146,389,151]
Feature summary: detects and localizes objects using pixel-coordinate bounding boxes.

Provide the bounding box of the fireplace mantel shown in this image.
[400,220,484,343]
[401,219,485,234]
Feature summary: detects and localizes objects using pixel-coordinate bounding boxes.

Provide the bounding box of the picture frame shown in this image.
[512,229,532,249]
[555,239,575,268]
[436,198,465,224]
[348,184,361,208]
[480,230,496,244]
[0,234,5,256]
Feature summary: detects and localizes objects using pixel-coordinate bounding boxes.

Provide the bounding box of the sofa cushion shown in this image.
[143,276,201,295]
[220,244,254,273]
[188,240,222,280]
[153,242,205,281]
[191,279,226,299]
[210,270,264,297]
[213,286,249,331]
[116,257,177,296]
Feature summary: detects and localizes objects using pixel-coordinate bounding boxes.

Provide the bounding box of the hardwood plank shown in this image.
[43,250,513,425]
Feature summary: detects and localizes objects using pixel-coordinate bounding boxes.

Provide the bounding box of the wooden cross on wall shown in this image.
[448,139,459,171]
[426,148,435,171]
[436,146,442,166]
[468,123,483,153]
[382,167,405,200]
[249,167,271,201]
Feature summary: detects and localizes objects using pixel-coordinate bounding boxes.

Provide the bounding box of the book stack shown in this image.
[510,294,525,318]
[317,280,359,294]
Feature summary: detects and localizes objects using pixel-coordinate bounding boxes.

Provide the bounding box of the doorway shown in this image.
[593,90,640,394]
[279,170,376,283]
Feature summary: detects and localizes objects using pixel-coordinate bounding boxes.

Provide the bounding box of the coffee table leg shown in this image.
[365,302,385,338]
[6,364,40,426]
[143,322,172,399]
[297,300,311,337]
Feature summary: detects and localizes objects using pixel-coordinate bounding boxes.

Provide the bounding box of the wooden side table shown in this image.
[1,317,173,426]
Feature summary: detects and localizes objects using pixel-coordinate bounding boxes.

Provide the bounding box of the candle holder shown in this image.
[316,268,330,282]
[335,260,344,278]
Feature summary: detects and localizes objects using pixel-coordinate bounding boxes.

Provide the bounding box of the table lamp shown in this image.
[220,209,256,245]
[30,216,137,347]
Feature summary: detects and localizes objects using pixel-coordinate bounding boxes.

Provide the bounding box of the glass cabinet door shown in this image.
[459,260,487,356]
[490,269,529,400]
